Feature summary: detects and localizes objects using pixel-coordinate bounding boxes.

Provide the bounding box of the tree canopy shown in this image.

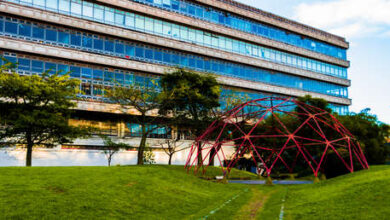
[0,63,89,166]
[159,68,221,134]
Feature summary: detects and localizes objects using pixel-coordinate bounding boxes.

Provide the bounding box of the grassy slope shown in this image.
[0,165,254,219]
[0,165,389,219]
[283,165,390,220]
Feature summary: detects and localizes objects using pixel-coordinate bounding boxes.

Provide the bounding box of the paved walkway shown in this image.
[228,180,312,184]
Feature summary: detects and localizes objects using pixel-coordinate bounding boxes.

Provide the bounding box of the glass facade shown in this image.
[132,0,347,60]
[5,0,348,79]
[1,52,349,115]
[0,16,348,98]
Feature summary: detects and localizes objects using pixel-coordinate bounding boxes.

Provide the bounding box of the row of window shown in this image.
[132,0,347,60]
[5,0,348,78]
[69,119,171,138]
[2,52,349,115]
[221,89,349,115]
[0,17,348,98]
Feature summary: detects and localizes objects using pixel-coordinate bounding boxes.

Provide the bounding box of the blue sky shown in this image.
[236,0,390,123]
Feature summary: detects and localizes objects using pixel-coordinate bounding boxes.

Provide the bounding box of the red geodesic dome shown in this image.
[185,97,369,177]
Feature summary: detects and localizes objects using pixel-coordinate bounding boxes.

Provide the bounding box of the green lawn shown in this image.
[0,166,253,219]
[283,165,390,219]
[0,165,388,219]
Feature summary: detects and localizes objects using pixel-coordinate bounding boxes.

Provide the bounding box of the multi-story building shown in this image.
[0,0,351,165]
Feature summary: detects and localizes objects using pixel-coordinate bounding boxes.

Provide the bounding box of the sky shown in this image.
[236,0,390,124]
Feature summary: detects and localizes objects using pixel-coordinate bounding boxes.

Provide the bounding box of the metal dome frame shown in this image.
[185,97,369,177]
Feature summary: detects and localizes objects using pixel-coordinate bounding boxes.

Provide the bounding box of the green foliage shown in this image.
[296,95,332,113]
[337,109,390,164]
[0,63,89,166]
[159,68,221,134]
[159,68,221,165]
[142,145,156,165]
[101,136,132,166]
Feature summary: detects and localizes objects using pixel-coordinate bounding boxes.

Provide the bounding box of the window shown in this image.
[47,0,58,10]
[58,32,70,44]
[82,1,93,18]
[135,46,144,58]
[135,15,144,30]
[162,22,171,36]
[93,38,103,50]
[115,41,124,54]
[154,19,162,34]
[59,0,70,13]
[58,64,69,74]
[145,17,154,32]
[94,5,104,21]
[115,11,124,25]
[18,58,30,71]
[46,29,57,41]
[33,0,45,7]
[81,67,92,78]
[70,0,82,15]
[32,25,44,39]
[104,8,115,23]
[125,13,135,28]
[93,69,103,80]
[5,21,17,34]
[32,60,43,73]
[70,66,81,78]
[19,23,31,36]
[145,48,153,59]
[105,39,114,52]
[70,33,81,46]
[125,44,135,57]
[45,62,56,74]
[82,35,93,48]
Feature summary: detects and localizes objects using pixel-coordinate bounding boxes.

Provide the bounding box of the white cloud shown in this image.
[294,0,390,38]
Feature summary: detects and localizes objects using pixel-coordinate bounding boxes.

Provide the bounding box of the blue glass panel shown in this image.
[18,23,31,36]
[5,21,17,34]
[32,25,44,39]
[45,29,57,41]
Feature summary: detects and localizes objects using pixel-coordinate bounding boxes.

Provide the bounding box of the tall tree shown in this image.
[106,81,162,165]
[0,64,89,166]
[159,68,221,165]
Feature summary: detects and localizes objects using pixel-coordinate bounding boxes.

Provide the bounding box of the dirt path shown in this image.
[233,187,271,220]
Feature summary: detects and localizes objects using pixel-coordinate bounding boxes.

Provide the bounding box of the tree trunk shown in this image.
[209,143,222,166]
[168,154,172,165]
[26,132,33,167]
[108,156,111,167]
[197,141,202,166]
[209,147,215,166]
[137,124,147,165]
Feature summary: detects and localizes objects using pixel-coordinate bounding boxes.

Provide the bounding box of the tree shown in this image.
[337,109,390,165]
[0,63,89,166]
[159,138,188,165]
[159,68,221,165]
[106,81,162,165]
[101,136,132,166]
